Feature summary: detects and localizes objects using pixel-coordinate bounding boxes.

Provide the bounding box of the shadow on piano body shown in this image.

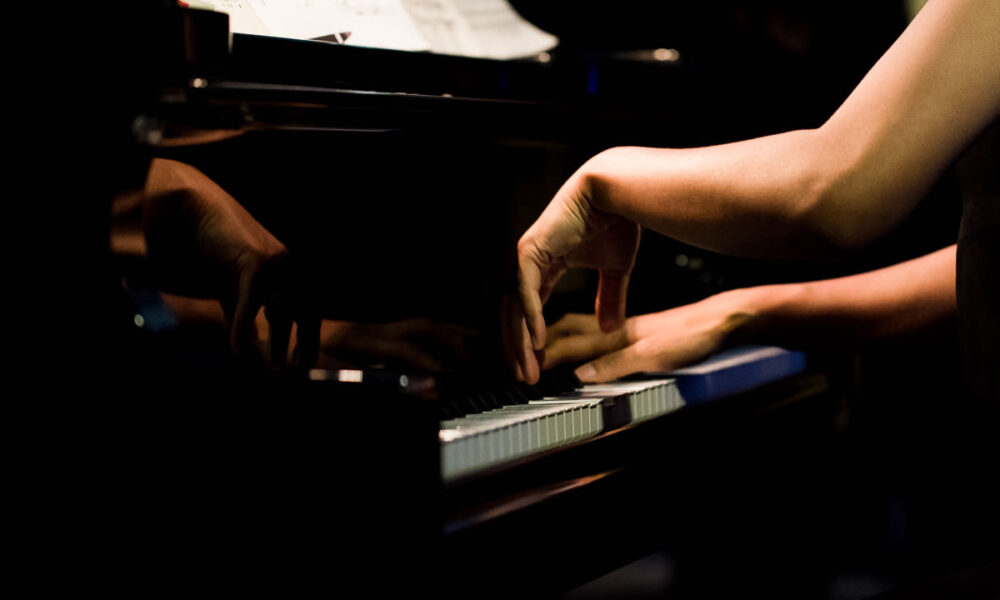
[67,349,835,597]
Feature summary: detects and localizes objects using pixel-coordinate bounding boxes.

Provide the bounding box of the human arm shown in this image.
[582,0,999,253]
[510,0,1000,382]
[543,245,957,382]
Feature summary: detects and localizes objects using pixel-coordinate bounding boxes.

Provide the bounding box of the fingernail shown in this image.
[575,364,596,381]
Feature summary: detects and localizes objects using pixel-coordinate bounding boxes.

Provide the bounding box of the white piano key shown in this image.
[440,378,684,481]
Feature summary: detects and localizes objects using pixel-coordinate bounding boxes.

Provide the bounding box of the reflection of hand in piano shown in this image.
[139,159,485,374]
[315,318,478,373]
[142,158,321,367]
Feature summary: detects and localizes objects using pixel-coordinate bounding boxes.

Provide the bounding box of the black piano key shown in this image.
[515,381,543,401]
[480,387,517,407]
[504,384,531,405]
[434,367,588,422]
[464,392,491,414]
[439,398,465,421]
[478,390,504,411]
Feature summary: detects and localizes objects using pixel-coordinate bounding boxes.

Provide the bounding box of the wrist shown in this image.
[710,283,805,347]
[578,147,627,214]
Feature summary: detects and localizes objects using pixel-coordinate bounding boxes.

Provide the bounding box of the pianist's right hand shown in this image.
[505,158,641,384]
[143,158,320,367]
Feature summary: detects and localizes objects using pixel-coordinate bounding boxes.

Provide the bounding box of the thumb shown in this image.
[265,299,293,367]
[573,343,644,383]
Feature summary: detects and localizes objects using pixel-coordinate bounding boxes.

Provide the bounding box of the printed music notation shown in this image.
[185,0,558,59]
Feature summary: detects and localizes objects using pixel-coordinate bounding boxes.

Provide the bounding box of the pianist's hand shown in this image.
[506,163,641,384]
[143,158,320,367]
[542,291,753,382]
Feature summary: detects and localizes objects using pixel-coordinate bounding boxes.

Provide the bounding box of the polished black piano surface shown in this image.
[80,3,996,598]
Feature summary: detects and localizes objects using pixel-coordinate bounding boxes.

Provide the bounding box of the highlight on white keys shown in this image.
[439,378,684,482]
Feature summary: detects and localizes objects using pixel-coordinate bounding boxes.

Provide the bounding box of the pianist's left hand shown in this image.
[505,164,641,384]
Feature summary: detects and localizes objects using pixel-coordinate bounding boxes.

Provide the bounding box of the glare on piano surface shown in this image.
[337,369,364,383]
[308,368,366,383]
[653,48,680,62]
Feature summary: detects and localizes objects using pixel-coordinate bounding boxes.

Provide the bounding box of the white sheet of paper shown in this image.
[193,0,557,58]
[447,0,558,59]
[252,0,354,40]
[329,0,430,51]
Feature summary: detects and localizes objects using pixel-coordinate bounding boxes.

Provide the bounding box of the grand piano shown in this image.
[75,2,960,597]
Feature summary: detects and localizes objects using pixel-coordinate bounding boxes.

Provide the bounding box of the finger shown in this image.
[547,313,601,340]
[501,294,533,382]
[543,330,625,370]
[502,332,524,381]
[230,271,262,357]
[295,313,321,368]
[516,252,548,352]
[574,343,647,383]
[508,295,540,384]
[520,317,540,384]
[537,264,567,306]
[595,269,631,333]
[265,299,293,367]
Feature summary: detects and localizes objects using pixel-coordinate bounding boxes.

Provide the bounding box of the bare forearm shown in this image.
[725,245,957,347]
[581,132,835,257]
[579,0,1000,259]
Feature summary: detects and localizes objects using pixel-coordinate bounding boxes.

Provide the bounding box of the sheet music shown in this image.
[251,0,355,40]
[188,0,557,58]
[398,0,478,56]
[329,0,430,52]
[442,0,558,59]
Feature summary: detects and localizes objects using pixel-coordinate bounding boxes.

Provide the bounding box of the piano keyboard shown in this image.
[306,346,804,483]
[438,346,808,481]
[439,377,682,482]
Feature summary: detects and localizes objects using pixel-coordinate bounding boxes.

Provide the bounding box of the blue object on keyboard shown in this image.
[665,346,807,404]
